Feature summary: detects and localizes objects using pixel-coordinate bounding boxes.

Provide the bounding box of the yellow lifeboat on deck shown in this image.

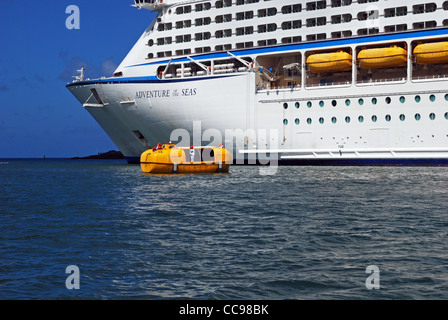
[357,45,407,69]
[414,42,448,65]
[307,51,352,73]
[140,143,233,174]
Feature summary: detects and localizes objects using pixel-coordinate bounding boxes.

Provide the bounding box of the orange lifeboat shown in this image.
[414,42,448,65]
[357,45,407,69]
[306,51,352,73]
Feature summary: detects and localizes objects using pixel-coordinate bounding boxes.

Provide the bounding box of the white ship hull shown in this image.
[67,1,448,165]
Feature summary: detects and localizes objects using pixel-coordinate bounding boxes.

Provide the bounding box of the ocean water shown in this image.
[0,159,447,300]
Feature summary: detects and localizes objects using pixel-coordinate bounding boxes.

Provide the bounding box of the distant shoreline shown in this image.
[71,150,125,160]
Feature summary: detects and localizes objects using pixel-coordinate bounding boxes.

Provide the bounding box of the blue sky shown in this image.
[0,0,156,158]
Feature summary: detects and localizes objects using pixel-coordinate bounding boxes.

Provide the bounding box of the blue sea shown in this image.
[1,159,447,300]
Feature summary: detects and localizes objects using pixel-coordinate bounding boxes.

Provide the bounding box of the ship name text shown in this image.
[135,88,197,99]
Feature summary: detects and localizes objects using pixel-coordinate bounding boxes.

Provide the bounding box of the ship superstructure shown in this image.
[67,0,448,165]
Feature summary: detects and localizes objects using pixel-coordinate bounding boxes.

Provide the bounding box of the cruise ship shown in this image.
[67,0,448,165]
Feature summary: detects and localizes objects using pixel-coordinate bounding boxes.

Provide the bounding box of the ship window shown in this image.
[358,116,364,123]
[307,118,312,124]
[319,117,324,124]
[445,94,448,101]
[372,115,377,122]
[445,112,448,120]
[400,96,406,103]
[295,118,300,125]
[385,115,391,122]
[345,116,351,123]
[345,99,351,106]
[307,101,312,108]
[283,119,288,125]
[372,97,377,105]
[385,97,391,104]
[332,100,337,107]
[332,117,337,124]
[295,102,300,109]
[415,113,421,121]
[430,113,436,120]
[283,103,288,109]
[319,101,324,107]
[415,95,421,102]
[358,98,364,105]
[430,95,436,102]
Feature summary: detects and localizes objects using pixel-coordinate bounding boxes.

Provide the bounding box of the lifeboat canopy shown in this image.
[307,51,352,73]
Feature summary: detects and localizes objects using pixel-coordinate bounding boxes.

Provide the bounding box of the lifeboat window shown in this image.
[385,97,391,104]
[295,118,300,125]
[283,119,288,125]
[415,95,421,103]
[295,102,300,109]
[358,98,364,106]
[345,99,351,106]
[430,95,436,102]
[372,98,377,105]
[372,115,378,122]
[345,116,351,123]
[399,114,406,121]
[332,117,337,124]
[385,115,391,122]
[415,113,421,121]
[400,96,406,103]
[307,118,312,125]
[319,101,324,107]
[319,117,325,124]
[307,101,312,108]
[430,113,436,120]
[358,116,364,123]
[332,100,337,107]
[283,103,288,109]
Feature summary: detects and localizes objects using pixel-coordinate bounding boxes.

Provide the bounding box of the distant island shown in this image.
[72,150,125,160]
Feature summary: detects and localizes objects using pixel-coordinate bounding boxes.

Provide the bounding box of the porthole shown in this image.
[295,102,300,109]
[400,96,405,103]
[415,113,421,121]
[385,97,391,104]
[445,112,448,120]
[358,116,364,123]
[358,98,364,106]
[372,98,377,105]
[445,94,448,101]
[283,103,288,109]
[399,114,405,121]
[319,101,324,107]
[345,99,351,106]
[319,117,324,124]
[430,95,436,102]
[307,101,312,108]
[385,114,391,122]
[283,119,288,125]
[415,95,421,103]
[372,115,377,122]
[295,118,300,125]
[331,117,337,124]
[332,100,337,107]
[430,113,436,120]
[345,116,351,123]
[307,118,312,124]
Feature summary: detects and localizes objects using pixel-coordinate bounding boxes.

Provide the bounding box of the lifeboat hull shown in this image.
[414,42,448,65]
[307,52,352,73]
[358,46,407,69]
